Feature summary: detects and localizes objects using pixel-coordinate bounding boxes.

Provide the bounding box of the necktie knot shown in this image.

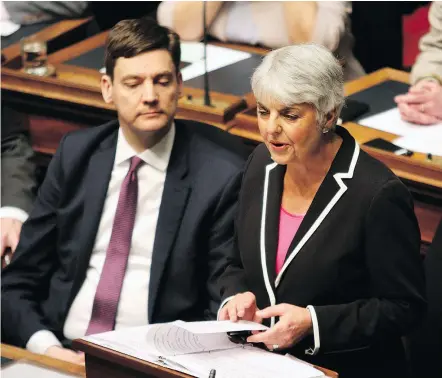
[128,156,143,175]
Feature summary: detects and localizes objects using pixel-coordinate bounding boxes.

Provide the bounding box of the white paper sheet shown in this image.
[169,346,324,378]
[358,108,442,138]
[83,321,239,359]
[145,322,237,356]
[179,42,251,81]
[98,42,252,79]
[175,319,268,334]
[2,361,77,378]
[393,135,442,156]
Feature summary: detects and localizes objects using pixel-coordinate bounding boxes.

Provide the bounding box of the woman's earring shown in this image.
[322,127,330,134]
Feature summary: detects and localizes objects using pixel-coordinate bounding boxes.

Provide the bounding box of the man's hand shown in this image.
[218,292,261,322]
[45,346,85,365]
[394,80,442,125]
[1,218,23,257]
[246,304,312,351]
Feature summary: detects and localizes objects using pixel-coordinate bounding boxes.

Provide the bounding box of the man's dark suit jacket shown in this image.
[1,119,246,348]
[219,126,426,378]
[1,105,37,213]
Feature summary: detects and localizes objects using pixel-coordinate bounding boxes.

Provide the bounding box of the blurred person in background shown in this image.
[1,1,89,26]
[157,1,365,81]
[395,2,442,125]
[1,106,37,264]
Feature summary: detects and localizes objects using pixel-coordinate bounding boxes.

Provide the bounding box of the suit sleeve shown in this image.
[411,3,442,84]
[217,153,257,304]
[204,170,244,319]
[1,133,37,214]
[312,179,426,353]
[1,135,66,348]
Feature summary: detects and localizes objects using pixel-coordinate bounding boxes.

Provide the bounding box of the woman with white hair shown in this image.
[218,44,426,378]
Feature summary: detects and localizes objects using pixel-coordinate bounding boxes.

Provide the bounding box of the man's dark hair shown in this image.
[104,17,181,79]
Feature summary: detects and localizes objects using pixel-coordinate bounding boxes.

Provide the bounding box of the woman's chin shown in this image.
[269,153,291,165]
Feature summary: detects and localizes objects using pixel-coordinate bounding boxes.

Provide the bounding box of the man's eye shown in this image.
[125,82,139,88]
[158,79,171,86]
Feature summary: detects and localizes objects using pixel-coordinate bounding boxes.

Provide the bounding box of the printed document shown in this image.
[82,320,324,378]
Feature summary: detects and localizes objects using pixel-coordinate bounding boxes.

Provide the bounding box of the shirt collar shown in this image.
[114,122,175,172]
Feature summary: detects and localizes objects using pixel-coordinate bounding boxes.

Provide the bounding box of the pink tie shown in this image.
[86,156,143,335]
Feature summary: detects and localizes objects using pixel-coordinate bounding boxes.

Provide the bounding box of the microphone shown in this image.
[202,0,212,107]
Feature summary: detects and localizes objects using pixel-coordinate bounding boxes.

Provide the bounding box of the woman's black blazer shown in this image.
[219,126,426,378]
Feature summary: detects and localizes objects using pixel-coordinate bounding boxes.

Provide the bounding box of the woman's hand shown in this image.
[218,291,261,322]
[246,304,313,351]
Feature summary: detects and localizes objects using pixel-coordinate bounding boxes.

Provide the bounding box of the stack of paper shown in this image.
[83,320,324,378]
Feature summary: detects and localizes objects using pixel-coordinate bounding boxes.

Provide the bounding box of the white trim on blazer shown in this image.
[260,162,278,327]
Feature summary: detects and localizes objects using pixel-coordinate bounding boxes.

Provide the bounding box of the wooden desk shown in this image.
[1,18,95,64]
[2,28,255,129]
[229,68,442,244]
[1,343,85,376]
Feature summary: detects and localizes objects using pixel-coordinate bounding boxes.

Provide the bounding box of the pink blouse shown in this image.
[276,207,305,275]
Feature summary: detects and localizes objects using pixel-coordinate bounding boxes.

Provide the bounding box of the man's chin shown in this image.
[135,118,170,132]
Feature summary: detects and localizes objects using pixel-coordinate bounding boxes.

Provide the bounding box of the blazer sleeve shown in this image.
[1,133,37,214]
[411,2,442,84]
[312,179,426,353]
[1,135,66,348]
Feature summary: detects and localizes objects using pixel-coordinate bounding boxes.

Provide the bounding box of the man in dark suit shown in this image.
[2,17,245,364]
[1,106,37,260]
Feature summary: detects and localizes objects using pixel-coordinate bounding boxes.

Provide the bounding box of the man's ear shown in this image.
[101,75,113,104]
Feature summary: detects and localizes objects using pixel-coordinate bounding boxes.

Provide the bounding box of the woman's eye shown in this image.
[258,109,269,116]
[284,114,299,120]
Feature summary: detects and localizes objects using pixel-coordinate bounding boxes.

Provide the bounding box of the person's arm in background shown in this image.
[2,134,84,365]
[411,2,442,85]
[3,1,89,25]
[395,2,442,124]
[1,110,37,258]
[157,1,223,41]
[283,2,318,44]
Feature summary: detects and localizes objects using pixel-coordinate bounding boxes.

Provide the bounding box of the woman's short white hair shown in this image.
[251,43,345,127]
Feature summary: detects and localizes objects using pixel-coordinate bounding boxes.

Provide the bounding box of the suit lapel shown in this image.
[275,127,360,287]
[148,123,190,322]
[257,162,285,326]
[70,127,118,297]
